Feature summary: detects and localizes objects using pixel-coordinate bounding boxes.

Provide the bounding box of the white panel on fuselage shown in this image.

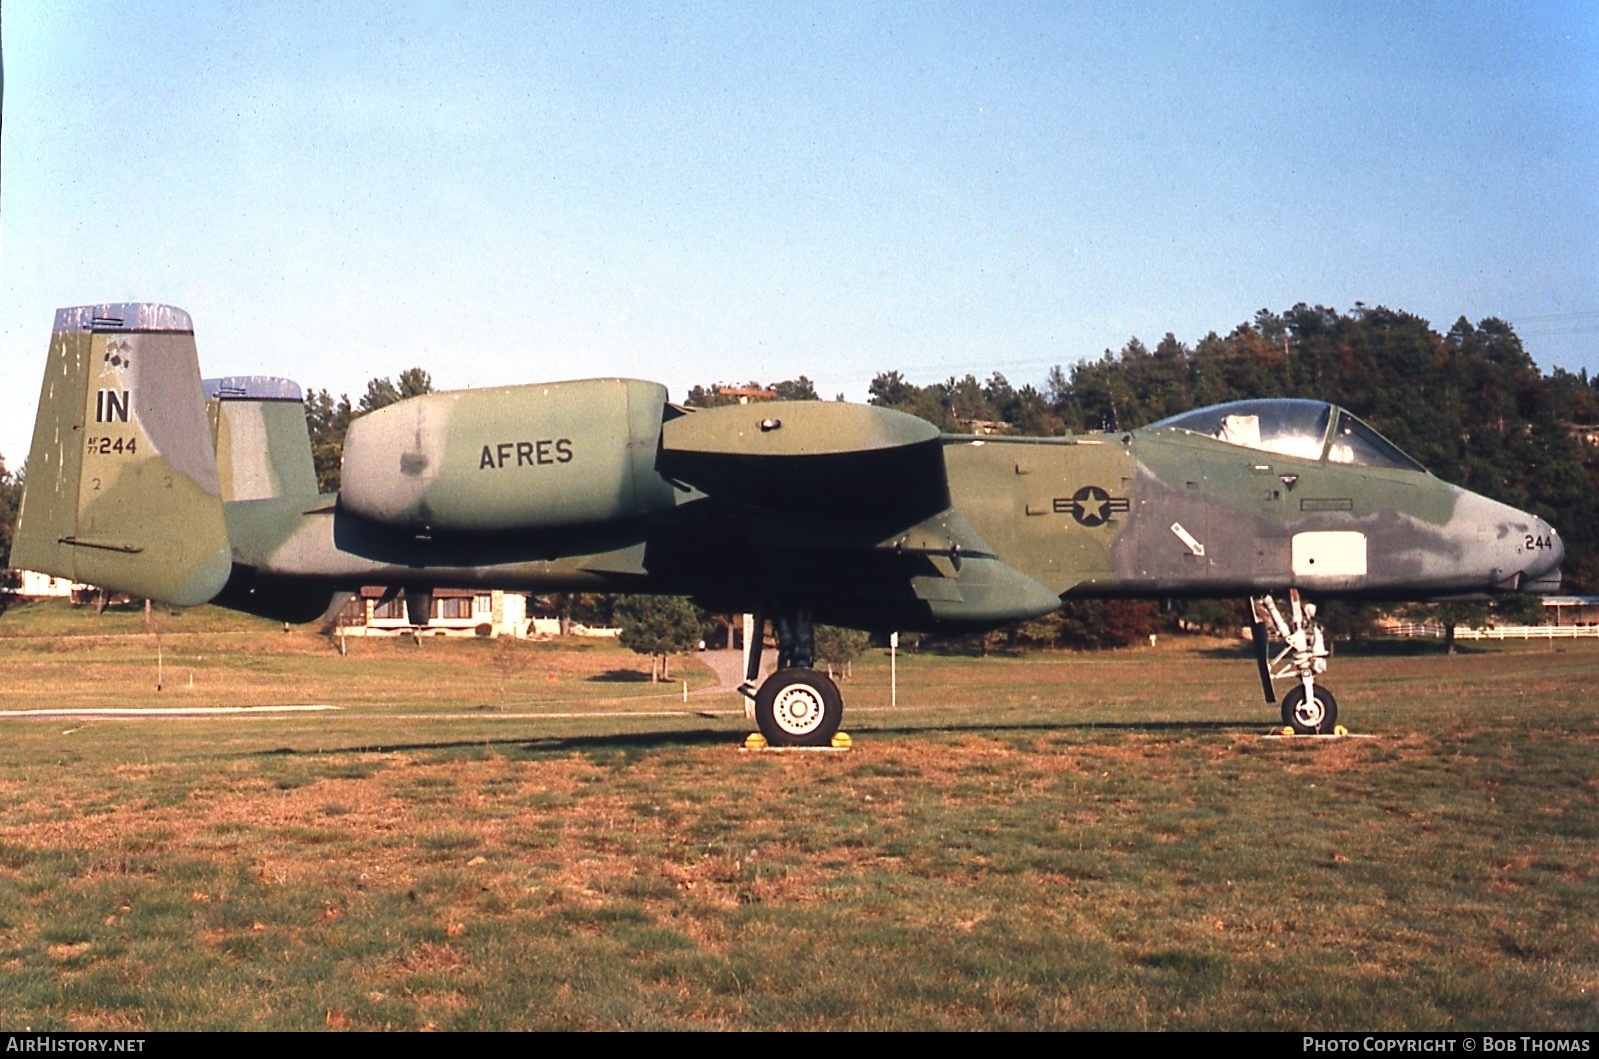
[1292,531,1368,578]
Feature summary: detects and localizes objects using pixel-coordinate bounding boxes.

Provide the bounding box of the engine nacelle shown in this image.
[340,378,678,533]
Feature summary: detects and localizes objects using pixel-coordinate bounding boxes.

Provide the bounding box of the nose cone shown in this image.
[1521,519,1564,592]
[1451,491,1564,593]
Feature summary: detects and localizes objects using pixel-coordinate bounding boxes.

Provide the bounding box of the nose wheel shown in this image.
[1251,590,1339,734]
[1280,683,1338,735]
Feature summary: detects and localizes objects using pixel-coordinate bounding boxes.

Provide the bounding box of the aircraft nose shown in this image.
[1522,519,1564,590]
[1547,523,1564,570]
[1460,493,1565,592]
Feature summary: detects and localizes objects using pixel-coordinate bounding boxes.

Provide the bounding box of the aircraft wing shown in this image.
[655,402,1060,629]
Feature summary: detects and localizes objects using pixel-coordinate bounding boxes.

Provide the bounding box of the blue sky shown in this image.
[2,1,1595,464]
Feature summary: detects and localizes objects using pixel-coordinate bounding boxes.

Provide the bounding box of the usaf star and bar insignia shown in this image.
[1054,485,1130,527]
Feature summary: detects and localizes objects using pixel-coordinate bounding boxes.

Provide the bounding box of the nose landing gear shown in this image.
[1250,590,1339,734]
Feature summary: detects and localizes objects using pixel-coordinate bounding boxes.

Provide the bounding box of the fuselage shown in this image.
[225,397,1563,625]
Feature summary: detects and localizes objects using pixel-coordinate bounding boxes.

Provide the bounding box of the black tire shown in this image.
[1281,684,1338,734]
[754,668,844,747]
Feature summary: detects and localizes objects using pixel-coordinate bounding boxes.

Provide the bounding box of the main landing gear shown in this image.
[739,607,844,747]
[1250,589,1339,735]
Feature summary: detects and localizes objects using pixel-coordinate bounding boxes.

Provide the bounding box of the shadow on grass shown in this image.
[1335,639,1484,656]
[918,636,1468,662]
[1191,638,1467,659]
[253,716,1269,760]
[588,668,653,683]
[254,728,736,758]
[867,718,1267,737]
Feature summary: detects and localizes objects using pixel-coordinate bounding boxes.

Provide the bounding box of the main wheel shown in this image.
[754,668,844,747]
[1281,684,1338,735]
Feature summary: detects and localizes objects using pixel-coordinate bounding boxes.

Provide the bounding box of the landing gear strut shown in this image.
[1250,590,1339,734]
[740,606,844,747]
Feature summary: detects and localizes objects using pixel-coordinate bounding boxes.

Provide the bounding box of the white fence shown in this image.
[1383,621,1599,641]
[1454,624,1599,640]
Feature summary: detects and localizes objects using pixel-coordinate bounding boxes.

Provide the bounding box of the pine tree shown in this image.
[614,596,706,681]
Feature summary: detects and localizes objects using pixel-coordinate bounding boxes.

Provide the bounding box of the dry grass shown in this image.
[0,601,1596,1028]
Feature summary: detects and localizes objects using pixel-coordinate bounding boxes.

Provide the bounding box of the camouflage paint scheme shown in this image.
[15,305,1565,632]
[945,425,1558,601]
[12,306,231,606]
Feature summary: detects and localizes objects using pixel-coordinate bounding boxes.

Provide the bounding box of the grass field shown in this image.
[0,599,1595,1030]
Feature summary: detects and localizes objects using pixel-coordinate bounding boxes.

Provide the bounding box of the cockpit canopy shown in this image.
[1146,399,1425,472]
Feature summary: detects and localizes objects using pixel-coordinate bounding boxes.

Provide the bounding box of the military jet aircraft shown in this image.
[13,304,1565,743]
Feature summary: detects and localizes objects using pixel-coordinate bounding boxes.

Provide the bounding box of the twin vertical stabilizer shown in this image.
[204,375,319,502]
[12,304,232,606]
